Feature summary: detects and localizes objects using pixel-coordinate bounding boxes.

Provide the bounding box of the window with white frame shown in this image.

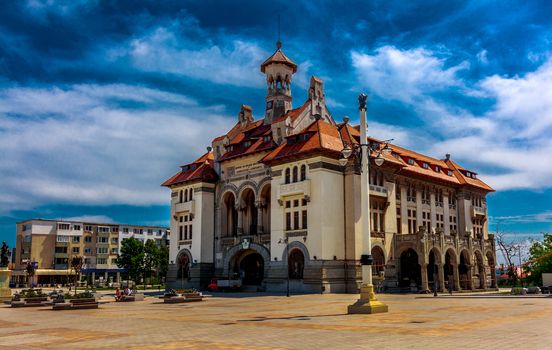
[407,184,416,202]
[56,235,70,242]
[97,247,108,254]
[407,209,417,234]
[97,258,107,265]
[57,223,70,230]
[284,197,307,231]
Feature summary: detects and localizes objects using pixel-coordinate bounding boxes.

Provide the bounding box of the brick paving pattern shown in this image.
[1,293,551,349]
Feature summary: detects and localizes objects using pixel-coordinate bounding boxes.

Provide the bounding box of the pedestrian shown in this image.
[448,274,454,295]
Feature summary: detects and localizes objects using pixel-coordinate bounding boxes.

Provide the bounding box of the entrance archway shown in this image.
[259,184,271,234]
[235,251,264,285]
[222,192,237,237]
[486,251,497,288]
[459,250,471,290]
[371,246,385,275]
[427,248,441,292]
[474,251,485,289]
[444,249,458,291]
[288,248,304,279]
[399,248,421,289]
[241,188,257,235]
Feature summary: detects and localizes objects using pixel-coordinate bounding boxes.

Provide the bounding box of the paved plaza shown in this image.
[1,292,551,349]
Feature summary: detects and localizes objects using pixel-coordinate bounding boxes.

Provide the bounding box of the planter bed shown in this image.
[52,298,99,310]
[164,295,203,304]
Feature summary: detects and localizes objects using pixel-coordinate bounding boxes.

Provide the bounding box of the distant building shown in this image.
[162,41,498,293]
[13,219,169,287]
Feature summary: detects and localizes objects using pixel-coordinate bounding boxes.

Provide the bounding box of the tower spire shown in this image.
[276,14,282,49]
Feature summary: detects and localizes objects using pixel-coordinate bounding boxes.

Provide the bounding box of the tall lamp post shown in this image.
[346,93,389,314]
[278,237,290,297]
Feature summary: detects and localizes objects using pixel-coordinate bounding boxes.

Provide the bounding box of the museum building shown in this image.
[162,42,497,293]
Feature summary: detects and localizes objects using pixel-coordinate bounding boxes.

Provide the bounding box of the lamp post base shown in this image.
[347,284,388,314]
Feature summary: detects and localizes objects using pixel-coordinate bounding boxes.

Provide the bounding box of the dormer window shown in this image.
[407,159,415,165]
[244,141,251,147]
[263,135,271,143]
[466,171,471,177]
[435,166,440,172]
[447,170,453,176]
[181,166,188,171]
[422,162,429,169]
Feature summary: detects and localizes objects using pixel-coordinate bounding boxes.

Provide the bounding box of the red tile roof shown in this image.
[161,151,218,187]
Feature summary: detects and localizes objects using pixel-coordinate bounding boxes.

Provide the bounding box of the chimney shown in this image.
[445,154,451,160]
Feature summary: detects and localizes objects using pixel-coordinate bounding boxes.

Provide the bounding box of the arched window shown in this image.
[288,249,304,279]
[179,190,183,203]
[285,168,290,184]
[300,164,306,181]
[292,166,298,183]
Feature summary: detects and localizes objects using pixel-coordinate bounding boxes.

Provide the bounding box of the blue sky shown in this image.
[1,0,552,249]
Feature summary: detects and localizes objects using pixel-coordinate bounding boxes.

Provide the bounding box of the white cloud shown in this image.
[351,46,468,103]
[0,84,233,214]
[123,27,267,88]
[352,45,552,191]
[58,215,115,224]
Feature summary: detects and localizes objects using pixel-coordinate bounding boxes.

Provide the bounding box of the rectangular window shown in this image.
[84,225,92,232]
[302,210,307,229]
[111,227,119,233]
[286,213,291,231]
[189,225,192,239]
[293,211,299,230]
[57,223,70,230]
[84,236,92,243]
[123,227,129,233]
[98,227,110,233]
[179,226,183,241]
[72,236,80,243]
[97,247,108,254]
[97,258,107,265]
[84,248,91,254]
[147,229,153,235]
[293,199,299,208]
[285,201,291,208]
[97,236,108,243]
[73,224,81,231]
[84,258,90,264]
[56,235,70,243]
[111,258,117,265]
[111,248,118,254]
[72,247,80,254]
[184,225,188,240]
[111,237,118,244]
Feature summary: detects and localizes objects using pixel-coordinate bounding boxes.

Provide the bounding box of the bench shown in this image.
[11,301,50,308]
[120,294,145,302]
[52,298,99,310]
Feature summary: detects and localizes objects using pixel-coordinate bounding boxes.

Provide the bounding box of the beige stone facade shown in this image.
[163,43,497,293]
[13,219,169,287]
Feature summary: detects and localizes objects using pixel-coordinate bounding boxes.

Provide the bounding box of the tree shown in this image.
[25,261,35,288]
[143,240,160,289]
[115,237,144,289]
[524,233,552,286]
[158,244,169,284]
[0,241,10,267]
[70,256,84,296]
[496,230,520,286]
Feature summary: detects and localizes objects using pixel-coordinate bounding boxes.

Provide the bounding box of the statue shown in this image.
[0,241,10,267]
[358,93,368,111]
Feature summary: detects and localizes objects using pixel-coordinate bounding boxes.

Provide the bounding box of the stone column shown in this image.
[236,204,243,235]
[438,263,445,292]
[443,193,450,235]
[454,264,461,291]
[104,272,108,286]
[116,272,120,284]
[420,263,429,292]
[256,201,263,235]
[91,272,96,286]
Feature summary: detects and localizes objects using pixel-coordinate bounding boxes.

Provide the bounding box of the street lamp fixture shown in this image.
[347,93,389,315]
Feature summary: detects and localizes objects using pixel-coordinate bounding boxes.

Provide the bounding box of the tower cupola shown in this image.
[260,41,297,124]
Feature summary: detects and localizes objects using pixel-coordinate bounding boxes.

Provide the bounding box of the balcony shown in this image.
[175,200,195,214]
[471,205,487,217]
[369,184,388,198]
[278,180,311,200]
